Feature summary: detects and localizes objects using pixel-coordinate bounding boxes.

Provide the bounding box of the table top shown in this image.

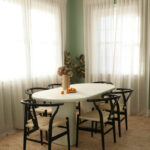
[32,83,115,103]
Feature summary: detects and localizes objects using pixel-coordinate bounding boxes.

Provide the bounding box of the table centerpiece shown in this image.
[57,66,73,90]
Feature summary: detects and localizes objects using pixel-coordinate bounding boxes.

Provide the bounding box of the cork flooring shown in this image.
[0,116,150,150]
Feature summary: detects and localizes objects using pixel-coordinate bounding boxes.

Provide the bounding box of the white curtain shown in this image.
[84,0,150,115]
[0,0,67,135]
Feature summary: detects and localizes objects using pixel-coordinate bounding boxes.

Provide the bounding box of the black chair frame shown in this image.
[91,81,113,136]
[21,99,70,150]
[25,87,49,99]
[25,87,50,115]
[76,95,120,150]
[104,88,133,137]
[76,102,81,116]
[92,81,113,85]
[47,83,61,89]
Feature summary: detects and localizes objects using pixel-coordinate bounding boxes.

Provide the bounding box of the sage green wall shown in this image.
[66,0,84,58]
[66,0,84,83]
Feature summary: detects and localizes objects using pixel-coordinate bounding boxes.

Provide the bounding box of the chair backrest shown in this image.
[47,83,61,89]
[111,88,133,106]
[25,87,49,99]
[92,81,113,85]
[21,99,64,130]
[87,94,120,123]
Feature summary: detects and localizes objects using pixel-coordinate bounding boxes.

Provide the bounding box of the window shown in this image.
[0,2,26,80]
[30,7,62,78]
[0,0,63,81]
[92,5,140,76]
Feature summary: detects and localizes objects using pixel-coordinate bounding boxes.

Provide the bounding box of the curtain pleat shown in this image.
[0,0,67,135]
[84,0,150,116]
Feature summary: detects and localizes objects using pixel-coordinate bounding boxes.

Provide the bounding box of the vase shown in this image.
[62,75,70,90]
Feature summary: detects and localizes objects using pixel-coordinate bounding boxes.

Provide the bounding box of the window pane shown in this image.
[30,8,62,78]
[92,8,140,76]
[0,1,26,80]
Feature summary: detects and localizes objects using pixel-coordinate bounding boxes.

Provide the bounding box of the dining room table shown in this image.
[32,83,115,146]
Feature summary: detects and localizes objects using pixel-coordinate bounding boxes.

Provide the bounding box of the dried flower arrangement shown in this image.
[57,66,73,77]
[73,54,85,78]
[64,51,72,69]
[64,51,85,81]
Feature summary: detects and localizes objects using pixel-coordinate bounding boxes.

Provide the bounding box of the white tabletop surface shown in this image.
[32,83,115,103]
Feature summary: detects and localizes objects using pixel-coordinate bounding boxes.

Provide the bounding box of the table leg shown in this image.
[53,102,76,146]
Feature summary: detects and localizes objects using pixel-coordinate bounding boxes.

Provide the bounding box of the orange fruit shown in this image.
[69,88,72,92]
[72,88,76,92]
[61,91,64,94]
[66,89,70,94]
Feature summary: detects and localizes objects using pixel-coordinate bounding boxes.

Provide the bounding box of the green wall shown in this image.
[66,0,84,58]
[66,0,84,83]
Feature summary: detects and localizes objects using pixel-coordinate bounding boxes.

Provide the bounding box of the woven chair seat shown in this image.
[99,102,124,112]
[35,107,52,115]
[26,116,66,130]
[79,110,110,123]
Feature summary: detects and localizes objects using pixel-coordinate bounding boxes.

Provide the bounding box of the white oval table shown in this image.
[32,83,115,146]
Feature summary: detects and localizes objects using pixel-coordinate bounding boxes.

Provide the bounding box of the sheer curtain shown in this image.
[0,0,67,135]
[84,0,150,115]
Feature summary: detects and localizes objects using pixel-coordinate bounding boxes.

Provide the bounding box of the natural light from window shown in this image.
[0,2,26,81]
[30,9,62,78]
[93,10,140,76]
[0,1,62,81]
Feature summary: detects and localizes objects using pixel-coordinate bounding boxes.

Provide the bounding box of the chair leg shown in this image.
[40,130,43,145]
[76,114,79,147]
[48,130,52,150]
[117,112,121,137]
[91,121,94,137]
[46,131,48,141]
[66,118,70,150]
[23,127,27,150]
[112,119,116,143]
[125,109,128,130]
[100,122,105,150]
[95,122,98,133]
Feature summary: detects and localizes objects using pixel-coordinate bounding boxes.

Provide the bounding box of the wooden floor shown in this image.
[0,116,150,150]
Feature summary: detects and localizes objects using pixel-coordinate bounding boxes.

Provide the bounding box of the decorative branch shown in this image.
[73,54,85,78]
[64,51,73,69]
[64,51,85,80]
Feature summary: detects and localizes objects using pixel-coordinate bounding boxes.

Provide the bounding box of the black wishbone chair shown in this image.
[25,87,49,100]
[47,83,61,89]
[21,99,70,150]
[92,81,113,85]
[76,102,81,116]
[91,81,114,137]
[102,88,133,137]
[76,95,120,150]
[25,87,52,116]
